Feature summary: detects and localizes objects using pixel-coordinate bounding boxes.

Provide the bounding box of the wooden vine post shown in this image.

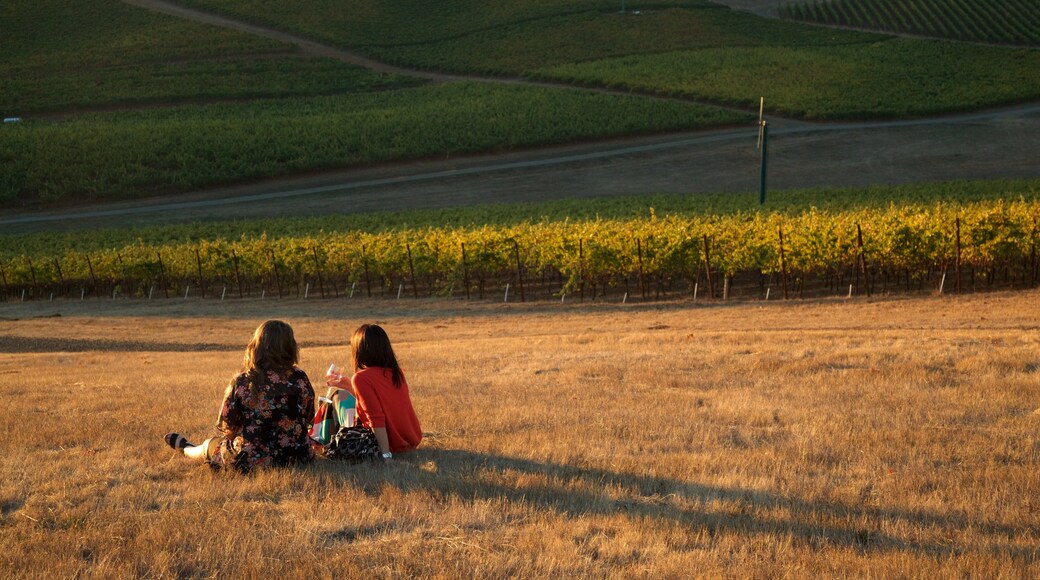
[86,255,99,297]
[702,235,715,299]
[267,249,283,298]
[27,256,38,297]
[512,240,525,302]
[0,262,8,301]
[636,239,647,300]
[1032,214,1038,286]
[578,239,585,302]
[311,246,326,299]
[361,244,372,298]
[856,223,870,297]
[406,244,418,299]
[195,247,206,298]
[156,251,169,299]
[778,227,789,300]
[231,249,244,298]
[115,252,125,296]
[476,241,486,300]
[53,257,65,295]
[955,217,962,294]
[461,242,471,300]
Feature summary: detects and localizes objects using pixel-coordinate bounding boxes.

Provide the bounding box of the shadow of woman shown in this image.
[310,446,1036,561]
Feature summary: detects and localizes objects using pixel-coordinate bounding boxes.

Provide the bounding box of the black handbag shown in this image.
[325,424,380,461]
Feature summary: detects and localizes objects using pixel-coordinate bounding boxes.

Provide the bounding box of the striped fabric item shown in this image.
[310,388,356,445]
[334,389,357,429]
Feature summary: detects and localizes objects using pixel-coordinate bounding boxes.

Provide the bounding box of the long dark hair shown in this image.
[239,320,299,397]
[351,324,403,388]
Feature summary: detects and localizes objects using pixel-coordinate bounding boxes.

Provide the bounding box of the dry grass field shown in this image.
[1,292,1038,577]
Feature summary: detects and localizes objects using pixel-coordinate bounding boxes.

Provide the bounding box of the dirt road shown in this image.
[5,103,1038,233]
[2,0,1037,233]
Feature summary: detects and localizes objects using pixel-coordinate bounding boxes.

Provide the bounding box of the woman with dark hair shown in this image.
[326,323,421,462]
[164,320,315,472]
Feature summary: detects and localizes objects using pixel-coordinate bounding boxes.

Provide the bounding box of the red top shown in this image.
[351,367,422,453]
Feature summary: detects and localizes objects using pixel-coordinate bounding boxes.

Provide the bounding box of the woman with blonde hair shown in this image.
[164,320,315,472]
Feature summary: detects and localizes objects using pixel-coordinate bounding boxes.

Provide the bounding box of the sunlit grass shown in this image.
[1,292,1038,575]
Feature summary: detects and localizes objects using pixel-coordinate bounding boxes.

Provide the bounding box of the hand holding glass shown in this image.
[326,363,342,386]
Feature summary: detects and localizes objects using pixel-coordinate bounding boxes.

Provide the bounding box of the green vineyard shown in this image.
[7,0,1040,207]
[1,83,743,205]
[2,198,1038,303]
[780,0,1040,47]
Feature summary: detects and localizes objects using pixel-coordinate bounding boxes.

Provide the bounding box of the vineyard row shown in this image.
[780,0,1040,46]
[2,201,1038,303]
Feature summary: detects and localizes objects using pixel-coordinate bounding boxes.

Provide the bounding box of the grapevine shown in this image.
[3,199,1039,302]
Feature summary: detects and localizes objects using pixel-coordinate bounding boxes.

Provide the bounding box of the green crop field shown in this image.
[0,83,747,204]
[3,57,423,115]
[4,0,1038,207]
[780,0,1040,47]
[0,0,422,114]
[0,0,750,207]
[179,0,1040,118]
[534,39,1040,119]
[175,0,884,73]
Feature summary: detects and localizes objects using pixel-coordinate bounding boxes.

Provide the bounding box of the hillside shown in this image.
[2,0,1038,207]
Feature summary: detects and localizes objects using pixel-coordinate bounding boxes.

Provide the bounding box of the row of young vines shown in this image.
[2,200,1038,302]
[780,0,1040,46]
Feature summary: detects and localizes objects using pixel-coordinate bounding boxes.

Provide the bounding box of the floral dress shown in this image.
[214,366,315,473]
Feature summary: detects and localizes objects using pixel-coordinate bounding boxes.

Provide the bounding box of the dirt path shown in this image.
[3,0,1036,233]
[120,0,456,81]
[4,102,1039,233]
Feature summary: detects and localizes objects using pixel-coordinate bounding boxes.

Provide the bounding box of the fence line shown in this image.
[4,213,1039,303]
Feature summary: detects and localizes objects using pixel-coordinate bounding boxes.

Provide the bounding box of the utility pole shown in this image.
[757,96,768,205]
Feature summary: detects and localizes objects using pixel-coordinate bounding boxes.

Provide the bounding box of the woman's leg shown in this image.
[165,433,221,461]
[182,438,219,460]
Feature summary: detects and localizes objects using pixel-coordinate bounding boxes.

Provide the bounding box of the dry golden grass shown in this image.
[1,292,1039,577]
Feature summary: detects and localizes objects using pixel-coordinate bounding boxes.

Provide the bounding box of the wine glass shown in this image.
[326,363,342,386]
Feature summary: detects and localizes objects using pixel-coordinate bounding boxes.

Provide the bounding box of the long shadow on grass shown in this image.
[0,336,233,353]
[0,335,341,353]
[314,447,1037,561]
